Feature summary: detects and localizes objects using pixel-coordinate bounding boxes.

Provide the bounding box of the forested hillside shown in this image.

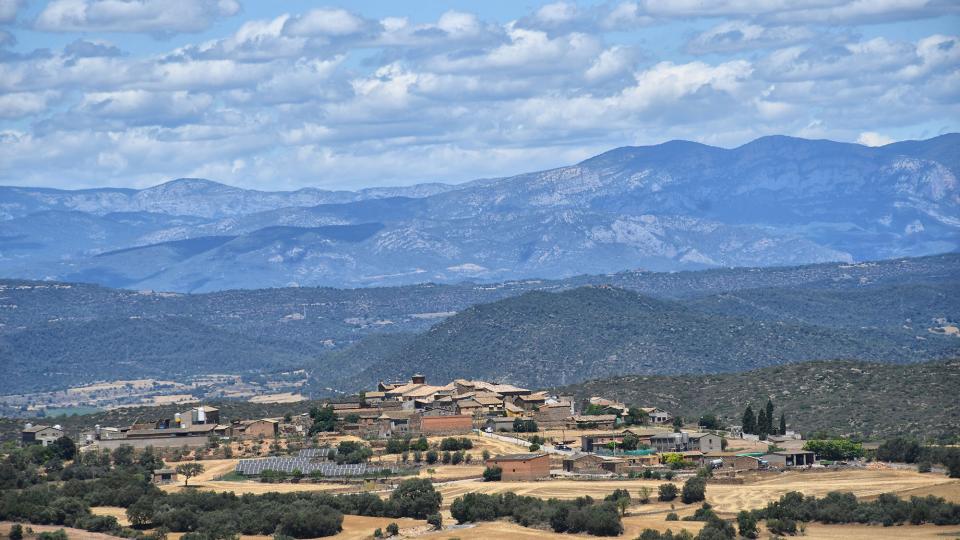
[2,254,957,393]
[336,286,959,390]
[557,359,960,439]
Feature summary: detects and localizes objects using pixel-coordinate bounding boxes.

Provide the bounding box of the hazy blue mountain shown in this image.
[1,135,957,291]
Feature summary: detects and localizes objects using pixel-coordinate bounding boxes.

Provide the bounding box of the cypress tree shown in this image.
[765,399,775,434]
[779,413,787,435]
[756,409,768,439]
[742,405,756,435]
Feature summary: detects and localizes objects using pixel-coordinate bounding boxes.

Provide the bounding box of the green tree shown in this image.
[426,513,442,530]
[681,477,706,504]
[389,479,442,519]
[483,466,502,481]
[9,523,23,540]
[308,406,336,434]
[779,413,787,436]
[658,483,678,501]
[50,436,77,461]
[765,399,775,435]
[698,414,720,430]
[385,523,399,537]
[756,409,768,439]
[737,510,758,539]
[742,405,756,435]
[176,463,205,486]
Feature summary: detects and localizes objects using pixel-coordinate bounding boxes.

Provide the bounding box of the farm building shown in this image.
[22,424,64,446]
[486,453,551,481]
[763,450,816,467]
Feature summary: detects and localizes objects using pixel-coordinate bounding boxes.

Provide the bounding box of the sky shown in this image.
[0,1,958,191]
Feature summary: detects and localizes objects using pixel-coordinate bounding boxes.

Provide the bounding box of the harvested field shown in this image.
[248,392,304,404]
[334,515,426,539]
[90,506,130,526]
[420,519,960,539]
[437,469,959,514]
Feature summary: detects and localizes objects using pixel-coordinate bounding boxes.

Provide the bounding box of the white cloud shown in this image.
[0,91,57,118]
[857,131,895,146]
[0,3,956,190]
[0,0,25,23]
[35,0,240,34]
[686,21,816,54]
[283,8,371,37]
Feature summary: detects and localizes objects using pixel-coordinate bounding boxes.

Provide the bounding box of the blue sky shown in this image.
[0,1,957,190]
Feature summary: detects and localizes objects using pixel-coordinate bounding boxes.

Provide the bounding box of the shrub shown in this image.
[658,483,678,502]
[681,477,707,504]
[737,510,758,539]
[638,486,652,504]
[385,523,399,536]
[918,461,932,473]
[278,503,343,538]
[388,479,442,519]
[766,517,797,535]
[483,466,502,482]
[425,450,438,465]
[666,513,679,521]
[427,513,442,530]
[9,524,24,540]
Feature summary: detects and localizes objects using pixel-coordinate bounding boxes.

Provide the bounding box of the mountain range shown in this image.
[3,254,957,393]
[1,134,957,291]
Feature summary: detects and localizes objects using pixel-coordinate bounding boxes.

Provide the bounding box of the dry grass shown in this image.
[436,468,959,515]
[89,506,130,526]
[248,392,305,404]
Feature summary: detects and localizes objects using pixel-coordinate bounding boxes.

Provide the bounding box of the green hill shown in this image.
[556,359,960,439]
[339,285,959,390]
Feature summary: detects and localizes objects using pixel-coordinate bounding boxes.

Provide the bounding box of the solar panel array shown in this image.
[297,448,334,459]
[235,456,386,477]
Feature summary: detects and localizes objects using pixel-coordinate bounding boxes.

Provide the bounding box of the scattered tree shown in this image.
[176,463,204,487]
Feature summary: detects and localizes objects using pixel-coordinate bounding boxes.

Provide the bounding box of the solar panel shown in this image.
[235,456,386,477]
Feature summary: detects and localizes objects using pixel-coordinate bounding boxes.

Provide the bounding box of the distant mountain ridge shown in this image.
[1,254,957,393]
[1,134,957,291]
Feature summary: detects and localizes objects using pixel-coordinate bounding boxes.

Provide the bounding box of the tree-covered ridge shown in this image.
[340,285,959,389]
[1,254,957,393]
[557,359,960,439]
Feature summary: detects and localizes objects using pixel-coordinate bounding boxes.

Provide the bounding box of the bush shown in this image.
[37,530,69,540]
[658,483,678,502]
[388,479,442,519]
[877,437,922,463]
[385,523,399,536]
[277,503,343,539]
[335,441,372,465]
[766,518,797,535]
[9,524,24,540]
[681,477,707,504]
[426,513,442,530]
[666,513,679,521]
[918,461,932,473]
[737,510,758,539]
[425,450,438,465]
[483,466,502,482]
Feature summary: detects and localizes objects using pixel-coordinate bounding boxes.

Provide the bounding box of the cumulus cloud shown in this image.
[0,91,58,118]
[857,131,896,146]
[35,0,240,35]
[686,21,816,54]
[0,2,957,190]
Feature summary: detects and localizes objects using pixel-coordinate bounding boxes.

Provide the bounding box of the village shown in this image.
[12,374,960,539]
[22,374,817,484]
